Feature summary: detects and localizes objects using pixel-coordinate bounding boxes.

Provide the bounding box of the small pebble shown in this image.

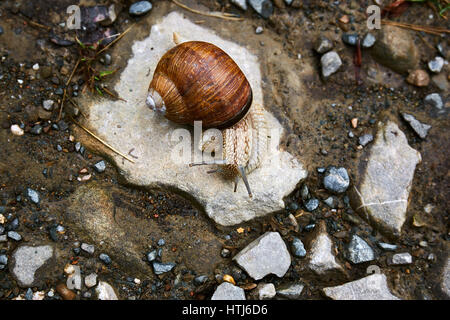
[99,253,112,265]
[359,134,374,146]
[81,243,95,254]
[255,26,263,34]
[129,1,152,16]
[362,33,376,48]
[93,160,106,173]
[424,93,443,110]
[10,124,24,136]
[428,56,444,73]
[304,198,319,212]
[157,238,165,246]
[42,100,54,111]
[291,237,306,258]
[342,33,359,46]
[26,188,40,204]
[147,250,157,262]
[7,231,22,241]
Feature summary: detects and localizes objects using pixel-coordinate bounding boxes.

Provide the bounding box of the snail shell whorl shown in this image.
[148,41,252,129]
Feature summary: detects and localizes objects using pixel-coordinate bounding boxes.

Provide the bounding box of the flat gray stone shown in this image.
[276,283,304,299]
[308,222,345,275]
[211,282,246,300]
[66,265,82,290]
[75,11,307,227]
[10,245,54,287]
[389,252,412,265]
[401,113,431,139]
[323,274,400,300]
[96,281,119,300]
[233,232,291,280]
[350,121,421,237]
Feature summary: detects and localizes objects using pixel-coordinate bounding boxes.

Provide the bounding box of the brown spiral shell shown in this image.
[148,41,252,129]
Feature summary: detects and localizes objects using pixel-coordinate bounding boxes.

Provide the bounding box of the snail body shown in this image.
[146,39,266,197]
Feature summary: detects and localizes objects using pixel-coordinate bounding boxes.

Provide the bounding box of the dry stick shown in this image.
[97,24,134,56]
[57,58,81,121]
[71,117,136,163]
[102,87,127,102]
[382,19,450,35]
[172,0,244,21]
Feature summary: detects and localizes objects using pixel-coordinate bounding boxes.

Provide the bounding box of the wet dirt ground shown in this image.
[0,0,449,300]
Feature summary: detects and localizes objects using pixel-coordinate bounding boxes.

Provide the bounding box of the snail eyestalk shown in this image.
[238,166,253,198]
[146,89,166,115]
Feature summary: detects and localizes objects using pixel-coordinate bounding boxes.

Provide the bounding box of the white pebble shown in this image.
[10,124,24,136]
[32,63,40,71]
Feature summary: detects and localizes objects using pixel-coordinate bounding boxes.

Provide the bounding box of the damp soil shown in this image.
[0,0,449,300]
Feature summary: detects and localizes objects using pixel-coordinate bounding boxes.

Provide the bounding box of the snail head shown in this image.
[146,89,166,115]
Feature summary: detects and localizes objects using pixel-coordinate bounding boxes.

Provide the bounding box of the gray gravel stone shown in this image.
[152,261,176,275]
[257,283,276,300]
[428,56,444,73]
[231,0,247,10]
[347,235,375,264]
[66,265,82,290]
[147,250,157,262]
[323,166,349,194]
[291,237,306,258]
[362,33,376,48]
[7,231,22,241]
[211,282,246,300]
[324,196,338,208]
[321,51,342,77]
[377,242,398,251]
[42,100,54,111]
[30,125,43,135]
[342,33,359,46]
[401,113,431,139]
[11,245,53,287]
[81,243,95,254]
[93,160,106,173]
[26,188,40,204]
[129,1,152,16]
[304,198,319,212]
[424,93,444,110]
[96,281,119,300]
[233,232,291,280]
[248,0,274,19]
[99,253,112,265]
[349,121,421,237]
[359,134,374,146]
[276,283,304,299]
[389,252,412,265]
[0,254,8,265]
[85,273,98,288]
[323,274,400,300]
[314,37,333,54]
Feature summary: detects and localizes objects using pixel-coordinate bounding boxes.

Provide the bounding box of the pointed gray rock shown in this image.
[350,121,421,237]
[233,232,291,280]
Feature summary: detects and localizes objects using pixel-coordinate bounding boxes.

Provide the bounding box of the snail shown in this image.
[146,34,267,198]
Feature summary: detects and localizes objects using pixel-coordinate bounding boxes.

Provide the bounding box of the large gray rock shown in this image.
[74,11,307,227]
[10,245,54,287]
[308,221,345,275]
[371,25,419,75]
[350,121,421,237]
[211,282,246,300]
[323,274,400,300]
[233,232,291,280]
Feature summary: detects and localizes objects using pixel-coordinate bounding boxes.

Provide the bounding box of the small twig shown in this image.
[172,0,244,21]
[381,19,450,35]
[58,58,81,121]
[71,117,136,163]
[23,17,51,31]
[102,87,127,102]
[97,24,134,55]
